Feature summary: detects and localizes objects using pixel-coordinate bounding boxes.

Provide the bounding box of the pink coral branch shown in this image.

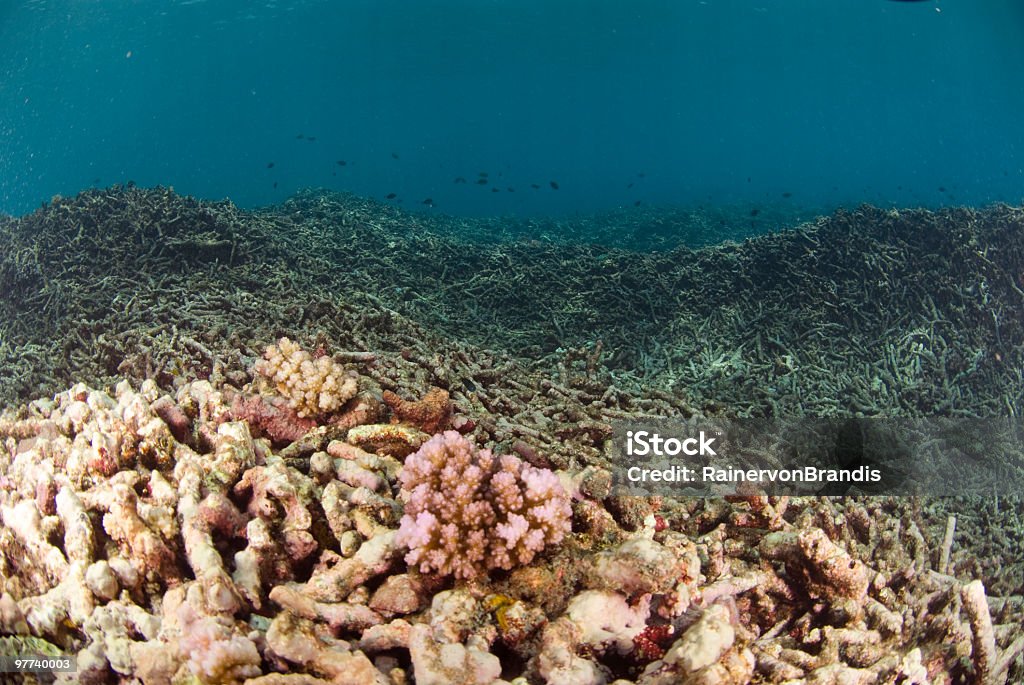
[395,431,571,579]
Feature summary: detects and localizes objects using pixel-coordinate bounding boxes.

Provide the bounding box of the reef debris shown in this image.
[0,373,1021,683]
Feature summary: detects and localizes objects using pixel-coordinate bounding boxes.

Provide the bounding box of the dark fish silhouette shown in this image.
[296,133,304,139]
[391,152,399,159]
[507,187,515,192]
[782,192,792,198]
[476,178,488,185]
[750,208,760,217]
[478,171,488,177]
[266,162,275,168]
[550,181,559,190]
[634,200,641,207]
[938,186,947,192]
[273,182,278,189]
[626,182,634,189]
[637,172,646,178]
[386,193,397,199]
[491,188,500,193]
[307,136,316,142]
[422,198,434,206]
[336,160,347,166]
[531,184,540,189]
[454,177,467,184]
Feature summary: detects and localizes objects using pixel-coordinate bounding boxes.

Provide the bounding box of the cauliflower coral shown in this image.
[396,431,572,579]
[254,337,357,418]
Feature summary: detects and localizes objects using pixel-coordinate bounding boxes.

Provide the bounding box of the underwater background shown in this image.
[2,1,1024,683]
[2,0,1024,219]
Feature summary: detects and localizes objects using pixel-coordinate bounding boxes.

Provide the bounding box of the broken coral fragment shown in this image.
[346,422,429,458]
[408,623,502,685]
[382,386,452,433]
[759,528,871,601]
[567,590,650,654]
[663,603,734,672]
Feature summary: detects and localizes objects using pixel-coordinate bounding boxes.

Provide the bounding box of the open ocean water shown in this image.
[2,0,1023,217]
[1,1,1023,683]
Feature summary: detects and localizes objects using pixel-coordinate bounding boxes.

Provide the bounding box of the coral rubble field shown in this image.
[0,186,1023,683]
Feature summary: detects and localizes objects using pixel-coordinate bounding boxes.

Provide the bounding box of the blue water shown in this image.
[1,0,1022,219]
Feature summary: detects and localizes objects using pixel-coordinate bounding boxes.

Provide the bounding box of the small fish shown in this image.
[938,186,947,192]
[550,181,559,190]
[634,200,641,207]
[626,182,634,189]
[422,198,434,206]
[531,183,540,189]
[266,162,275,169]
[750,208,760,217]
[307,136,316,142]
[336,160,347,166]
[782,191,792,198]
[478,171,488,177]
[476,178,488,185]
[507,187,515,192]
[391,152,399,159]
[296,133,305,139]
[386,192,397,199]
[747,177,751,183]
[454,177,467,184]
[273,181,278,189]
[492,187,500,193]
[637,172,646,178]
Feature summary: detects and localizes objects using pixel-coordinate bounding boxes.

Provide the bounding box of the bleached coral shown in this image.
[408,623,502,685]
[396,430,571,579]
[4,363,1020,684]
[255,337,358,418]
[175,600,262,683]
[567,590,650,654]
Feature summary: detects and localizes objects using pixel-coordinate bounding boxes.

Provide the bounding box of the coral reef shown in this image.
[1,371,1020,683]
[0,187,1023,682]
[395,430,572,579]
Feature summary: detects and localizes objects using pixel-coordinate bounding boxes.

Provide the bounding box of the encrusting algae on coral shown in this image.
[0,335,1021,684]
